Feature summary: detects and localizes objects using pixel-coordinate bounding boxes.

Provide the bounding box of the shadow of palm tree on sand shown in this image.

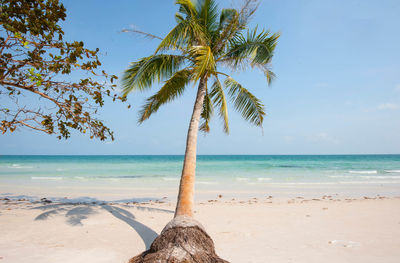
[32,202,173,249]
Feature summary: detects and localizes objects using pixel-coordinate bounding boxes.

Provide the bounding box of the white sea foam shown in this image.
[9,164,33,169]
[257,177,272,182]
[328,175,349,178]
[349,170,377,174]
[360,176,400,179]
[385,170,400,173]
[31,176,63,180]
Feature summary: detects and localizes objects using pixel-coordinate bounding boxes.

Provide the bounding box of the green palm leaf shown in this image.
[213,8,239,53]
[122,54,186,95]
[139,69,192,123]
[218,8,238,29]
[213,0,259,54]
[189,45,216,80]
[197,0,219,36]
[221,28,279,76]
[156,22,189,52]
[176,0,197,17]
[224,77,265,126]
[199,89,214,132]
[209,77,229,133]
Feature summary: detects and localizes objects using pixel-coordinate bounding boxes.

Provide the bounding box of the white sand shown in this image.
[0,197,399,263]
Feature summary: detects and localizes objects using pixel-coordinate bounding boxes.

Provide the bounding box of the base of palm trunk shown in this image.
[129,216,229,263]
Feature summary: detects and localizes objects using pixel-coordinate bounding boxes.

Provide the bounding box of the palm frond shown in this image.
[155,22,189,52]
[257,64,276,85]
[122,54,186,96]
[121,28,162,40]
[189,45,216,80]
[199,88,214,133]
[176,0,198,17]
[213,9,239,53]
[224,77,265,126]
[220,28,279,83]
[156,17,208,52]
[197,0,219,36]
[218,8,238,30]
[209,77,229,133]
[139,69,192,123]
[212,0,258,54]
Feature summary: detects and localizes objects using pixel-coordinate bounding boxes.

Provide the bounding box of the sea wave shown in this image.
[31,176,63,180]
[360,176,400,179]
[348,170,377,174]
[9,164,34,169]
[385,170,400,173]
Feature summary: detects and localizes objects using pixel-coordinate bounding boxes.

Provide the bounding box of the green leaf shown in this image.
[189,45,216,80]
[209,77,229,133]
[221,28,279,83]
[224,77,265,126]
[138,69,192,122]
[122,54,186,96]
[199,88,214,133]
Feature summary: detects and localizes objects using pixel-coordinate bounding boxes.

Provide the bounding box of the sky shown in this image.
[1,0,400,155]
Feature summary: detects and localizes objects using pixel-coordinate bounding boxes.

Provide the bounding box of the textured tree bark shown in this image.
[129,216,229,263]
[174,77,207,217]
[128,77,229,262]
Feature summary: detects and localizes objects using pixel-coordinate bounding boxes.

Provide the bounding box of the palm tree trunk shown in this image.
[175,77,207,217]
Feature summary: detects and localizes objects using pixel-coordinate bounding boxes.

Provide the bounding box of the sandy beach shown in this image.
[1,196,399,263]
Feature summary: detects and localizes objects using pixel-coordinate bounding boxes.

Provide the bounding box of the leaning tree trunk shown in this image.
[129,77,228,262]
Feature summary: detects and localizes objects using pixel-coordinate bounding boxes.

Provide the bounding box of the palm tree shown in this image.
[123,0,279,261]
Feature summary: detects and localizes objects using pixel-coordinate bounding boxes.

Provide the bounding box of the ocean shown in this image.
[1,155,400,202]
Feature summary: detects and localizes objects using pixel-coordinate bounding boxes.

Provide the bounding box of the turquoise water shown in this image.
[1,155,400,200]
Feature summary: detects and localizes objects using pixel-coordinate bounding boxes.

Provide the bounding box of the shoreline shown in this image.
[1,192,399,205]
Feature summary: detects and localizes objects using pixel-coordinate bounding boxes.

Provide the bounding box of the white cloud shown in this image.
[378,103,399,110]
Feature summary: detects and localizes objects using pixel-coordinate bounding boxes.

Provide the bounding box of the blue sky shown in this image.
[1,0,399,155]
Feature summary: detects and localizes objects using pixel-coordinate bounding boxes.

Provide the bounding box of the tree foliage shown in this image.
[0,0,124,140]
[122,0,279,134]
